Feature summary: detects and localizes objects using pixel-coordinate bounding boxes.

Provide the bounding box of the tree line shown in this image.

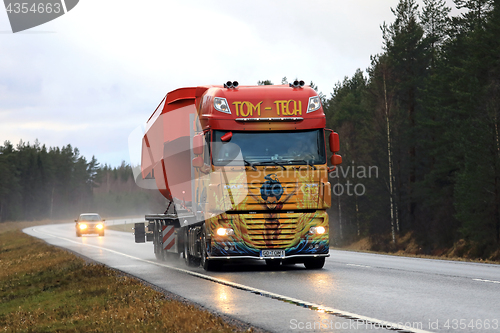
[321,0,500,259]
[0,141,161,222]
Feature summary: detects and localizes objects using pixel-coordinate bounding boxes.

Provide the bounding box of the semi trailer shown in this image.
[134,80,342,270]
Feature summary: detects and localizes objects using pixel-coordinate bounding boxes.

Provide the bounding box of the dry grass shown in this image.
[0,219,69,234]
[0,229,248,332]
[335,233,500,264]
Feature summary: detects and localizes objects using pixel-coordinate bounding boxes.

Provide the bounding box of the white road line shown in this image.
[346,263,372,268]
[30,227,433,333]
[473,278,500,284]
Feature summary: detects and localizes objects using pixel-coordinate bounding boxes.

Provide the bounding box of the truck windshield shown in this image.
[212,129,326,166]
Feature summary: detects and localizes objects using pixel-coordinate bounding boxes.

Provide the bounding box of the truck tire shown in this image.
[200,226,220,271]
[183,229,200,267]
[154,223,163,261]
[304,257,325,269]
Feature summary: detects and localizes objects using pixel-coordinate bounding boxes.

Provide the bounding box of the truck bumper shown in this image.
[208,238,329,259]
[206,253,329,261]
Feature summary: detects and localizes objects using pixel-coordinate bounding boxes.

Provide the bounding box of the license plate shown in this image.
[260,249,285,258]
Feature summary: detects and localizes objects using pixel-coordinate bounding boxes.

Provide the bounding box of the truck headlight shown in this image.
[216,227,234,236]
[307,96,321,113]
[214,97,231,114]
[309,226,326,235]
[79,224,87,230]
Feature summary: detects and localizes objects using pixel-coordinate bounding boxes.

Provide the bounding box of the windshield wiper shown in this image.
[244,160,257,171]
[254,161,287,170]
[290,160,317,170]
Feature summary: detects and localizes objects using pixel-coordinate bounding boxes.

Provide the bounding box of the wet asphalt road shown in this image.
[24,222,500,333]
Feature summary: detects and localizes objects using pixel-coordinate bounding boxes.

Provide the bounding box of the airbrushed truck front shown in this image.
[134,81,342,270]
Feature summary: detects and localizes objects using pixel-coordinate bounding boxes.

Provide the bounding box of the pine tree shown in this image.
[420,0,451,67]
[381,0,428,229]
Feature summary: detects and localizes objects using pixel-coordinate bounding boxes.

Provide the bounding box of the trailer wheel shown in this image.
[201,226,220,271]
[183,229,200,267]
[154,222,163,261]
[304,257,325,269]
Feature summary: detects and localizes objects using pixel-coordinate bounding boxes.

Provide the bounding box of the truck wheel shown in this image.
[304,257,325,269]
[154,223,163,261]
[201,226,220,271]
[183,230,200,267]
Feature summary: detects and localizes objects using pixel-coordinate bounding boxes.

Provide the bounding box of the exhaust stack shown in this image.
[224,81,239,89]
[290,80,305,88]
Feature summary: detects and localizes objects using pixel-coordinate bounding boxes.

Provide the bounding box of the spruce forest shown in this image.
[324,0,500,259]
[0,141,164,222]
[1,0,499,259]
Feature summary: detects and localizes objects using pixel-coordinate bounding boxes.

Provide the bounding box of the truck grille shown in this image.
[244,214,298,249]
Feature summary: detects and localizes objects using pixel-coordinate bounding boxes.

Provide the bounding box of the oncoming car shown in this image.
[75,213,105,237]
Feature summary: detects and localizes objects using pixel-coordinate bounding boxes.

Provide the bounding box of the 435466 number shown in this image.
[6,2,62,14]
[444,319,498,330]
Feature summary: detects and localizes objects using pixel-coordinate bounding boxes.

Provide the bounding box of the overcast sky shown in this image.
[0,0,460,167]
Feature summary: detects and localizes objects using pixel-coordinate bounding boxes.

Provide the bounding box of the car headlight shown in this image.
[96,224,104,230]
[79,224,87,230]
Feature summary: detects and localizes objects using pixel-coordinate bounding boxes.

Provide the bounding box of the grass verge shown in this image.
[0,228,251,332]
[334,233,500,264]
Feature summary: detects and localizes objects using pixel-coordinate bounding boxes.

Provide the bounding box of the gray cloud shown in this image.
[0,0,459,166]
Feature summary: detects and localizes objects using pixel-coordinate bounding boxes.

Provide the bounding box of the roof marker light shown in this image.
[307,96,321,113]
[214,97,231,114]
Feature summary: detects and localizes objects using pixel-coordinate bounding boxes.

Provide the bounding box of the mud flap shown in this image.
[134,223,146,243]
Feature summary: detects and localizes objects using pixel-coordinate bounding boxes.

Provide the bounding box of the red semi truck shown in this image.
[134,80,341,270]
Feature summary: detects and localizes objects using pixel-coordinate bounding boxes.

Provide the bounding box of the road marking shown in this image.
[30,227,433,333]
[473,278,500,284]
[346,263,372,268]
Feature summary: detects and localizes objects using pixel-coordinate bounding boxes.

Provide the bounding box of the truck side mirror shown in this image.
[329,132,340,153]
[331,154,342,165]
[193,133,204,156]
[192,156,204,168]
[328,154,342,173]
